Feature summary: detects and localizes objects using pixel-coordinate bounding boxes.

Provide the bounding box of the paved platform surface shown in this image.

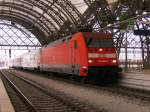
[125,69,150,75]
[0,78,15,112]
[121,69,150,90]
[123,69,150,79]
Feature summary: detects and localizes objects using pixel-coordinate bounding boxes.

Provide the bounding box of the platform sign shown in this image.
[134,30,150,36]
[128,20,135,26]
[120,13,128,31]
[127,19,135,30]
[119,13,135,31]
[128,19,135,26]
[120,13,128,21]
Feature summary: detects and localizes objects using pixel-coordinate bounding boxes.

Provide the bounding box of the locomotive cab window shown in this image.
[86,38,113,48]
[74,40,78,48]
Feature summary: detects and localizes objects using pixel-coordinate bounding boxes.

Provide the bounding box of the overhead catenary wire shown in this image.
[100,12,150,30]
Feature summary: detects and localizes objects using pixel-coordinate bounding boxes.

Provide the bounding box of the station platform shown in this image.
[122,69,150,90]
[0,78,15,112]
[123,69,150,78]
[125,69,150,75]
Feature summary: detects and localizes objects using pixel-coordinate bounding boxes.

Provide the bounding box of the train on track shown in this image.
[12,32,122,81]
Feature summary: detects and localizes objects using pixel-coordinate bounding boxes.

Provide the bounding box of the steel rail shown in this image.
[0,71,38,112]
[14,70,150,101]
[4,70,97,112]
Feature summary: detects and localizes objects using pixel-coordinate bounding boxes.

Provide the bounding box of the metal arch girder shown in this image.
[30,0,82,24]
[39,0,83,37]
[82,1,149,40]
[82,0,114,28]
[36,0,69,23]
[113,32,125,56]
[114,0,150,13]
[0,0,82,45]
[113,0,150,21]
[36,0,83,40]
[0,25,10,45]
[0,12,52,40]
[33,3,65,27]
[0,5,58,40]
[0,26,27,46]
[21,0,66,28]
[0,12,49,42]
[30,0,81,37]
[0,14,48,45]
[55,0,82,22]
[27,0,82,30]
[110,2,140,52]
[0,22,25,46]
[0,21,41,48]
[0,22,37,46]
[112,1,149,49]
[0,13,69,45]
[0,2,58,33]
[82,0,149,30]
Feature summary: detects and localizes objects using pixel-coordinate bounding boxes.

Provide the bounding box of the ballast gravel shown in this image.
[12,70,150,112]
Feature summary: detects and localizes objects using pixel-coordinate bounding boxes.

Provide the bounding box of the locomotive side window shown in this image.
[74,40,78,48]
[86,38,113,48]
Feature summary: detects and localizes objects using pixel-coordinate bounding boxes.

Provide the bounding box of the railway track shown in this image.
[0,71,37,112]
[0,70,98,112]
[9,69,150,112]
[10,70,150,103]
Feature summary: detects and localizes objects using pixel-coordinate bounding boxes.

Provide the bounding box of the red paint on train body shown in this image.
[40,32,121,77]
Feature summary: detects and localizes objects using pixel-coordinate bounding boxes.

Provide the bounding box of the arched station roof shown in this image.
[0,0,149,46]
[0,0,84,45]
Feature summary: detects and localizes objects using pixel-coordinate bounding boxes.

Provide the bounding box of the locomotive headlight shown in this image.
[99,48,103,52]
[112,60,117,63]
[82,66,87,69]
[88,60,93,63]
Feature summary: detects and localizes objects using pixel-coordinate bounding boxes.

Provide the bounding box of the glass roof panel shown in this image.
[0,20,41,50]
[70,0,88,14]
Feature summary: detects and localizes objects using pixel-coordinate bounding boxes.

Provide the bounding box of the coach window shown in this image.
[74,40,78,48]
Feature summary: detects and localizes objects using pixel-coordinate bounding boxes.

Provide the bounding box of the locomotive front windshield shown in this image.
[86,38,113,48]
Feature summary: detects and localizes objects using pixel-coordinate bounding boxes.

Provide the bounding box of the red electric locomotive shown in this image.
[40,32,121,78]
